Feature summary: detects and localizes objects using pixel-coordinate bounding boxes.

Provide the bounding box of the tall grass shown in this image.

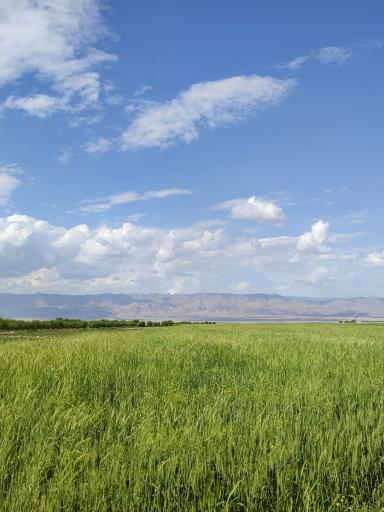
[0,324,384,511]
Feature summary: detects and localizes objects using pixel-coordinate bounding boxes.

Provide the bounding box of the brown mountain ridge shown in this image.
[0,293,383,321]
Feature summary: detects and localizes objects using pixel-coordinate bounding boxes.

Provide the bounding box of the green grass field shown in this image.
[1,324,384,511]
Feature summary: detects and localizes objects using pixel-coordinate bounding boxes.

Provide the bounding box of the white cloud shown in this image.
[84,137,113,155]
[235,281,251,291]
[167,276,201,295]
[330,232,367,244]
[69,113,103,128]
[182,229,224,251]
[0,164,22,205]
[121,75,295,150]
[57,148,73,164]
[278,45,352,70]
[213,196,285,224]
[335,210,368,226]
[0,213,379,296]
[0,94,65,118]
[79,188,192,213]
[0,0,117,117]
[297,220,330,252]
[281,55,311,71]
[307,266,330,284]
[133,84,153,97]
[316,46,352,66]
[103,80,124,105]
[259,235,294,249]
[127,213,145,223]
[365,252,384,267]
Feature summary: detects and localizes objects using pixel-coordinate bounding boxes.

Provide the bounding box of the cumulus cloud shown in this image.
[212,196,285,224]
[121,75,295,150]
[0,164,22,205]
[277,46,352,70]
[182,229,224,252]
[297,220,330,252]
[0,214,227,289]
[79,188,192,213]
[0,212,378,296]
[0,0,117,117]
[0,212,346,295]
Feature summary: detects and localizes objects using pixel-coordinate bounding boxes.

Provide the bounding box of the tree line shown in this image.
[0,317,216,331]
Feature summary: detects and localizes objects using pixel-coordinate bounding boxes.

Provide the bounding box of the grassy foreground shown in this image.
[1,324,384,511]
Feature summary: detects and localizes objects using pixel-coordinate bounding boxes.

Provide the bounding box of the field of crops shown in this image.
[1,324,384,511]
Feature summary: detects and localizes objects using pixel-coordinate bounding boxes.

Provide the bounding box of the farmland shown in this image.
[1,324,384,511]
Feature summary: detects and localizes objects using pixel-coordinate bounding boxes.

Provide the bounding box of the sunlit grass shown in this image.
[0,324,384,511]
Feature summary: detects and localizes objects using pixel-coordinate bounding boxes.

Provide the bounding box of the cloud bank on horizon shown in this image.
[0,0,383,297]
[0,212,376,296]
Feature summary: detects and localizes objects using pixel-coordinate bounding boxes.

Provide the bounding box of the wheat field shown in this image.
[0,324,384,511]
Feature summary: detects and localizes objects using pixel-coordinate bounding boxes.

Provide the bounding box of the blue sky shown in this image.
[0,0,383,296]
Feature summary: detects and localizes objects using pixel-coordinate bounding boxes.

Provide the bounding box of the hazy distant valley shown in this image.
[1,293,383,321]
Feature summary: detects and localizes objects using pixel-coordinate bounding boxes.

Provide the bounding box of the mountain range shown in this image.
[0,293,383,321]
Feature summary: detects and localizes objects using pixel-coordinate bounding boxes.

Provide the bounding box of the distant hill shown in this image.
[0,293,383,321]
